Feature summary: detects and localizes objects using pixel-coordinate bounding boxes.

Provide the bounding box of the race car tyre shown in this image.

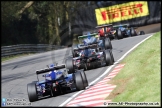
[116,29,123,39]
[65,57,74,74]
[104,49,114,66]
[104,38,112,49]
[79,70,88,87]
[27,83,38,102]
[109,49,115,63]
[130,28,137,36]
[74,71,85,90]
[72,45,78,57]
[138,31,145,35]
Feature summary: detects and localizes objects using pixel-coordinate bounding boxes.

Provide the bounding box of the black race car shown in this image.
[66,42,114,72]
[71,33,112,58]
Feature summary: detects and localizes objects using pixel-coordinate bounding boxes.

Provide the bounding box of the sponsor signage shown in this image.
[95,1,149,25]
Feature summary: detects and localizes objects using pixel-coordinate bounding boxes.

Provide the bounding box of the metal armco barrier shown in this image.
[1,44,66,57]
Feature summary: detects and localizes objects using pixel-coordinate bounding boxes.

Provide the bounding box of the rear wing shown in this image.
[78,33,98,39]
[95,24,113,28]
[78,33,98,43]
[36,64,65,75]
[74,44,98,51]
[113,24,138,29]
[113,24,129,28]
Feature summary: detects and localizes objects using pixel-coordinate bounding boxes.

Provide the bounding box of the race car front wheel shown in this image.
[74,71,85,90]
[27,83,38,102]
[104,49,114,66]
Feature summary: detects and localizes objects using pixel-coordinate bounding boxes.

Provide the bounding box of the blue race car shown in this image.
[27,64,88,102]
[72,32,112,58]
[113,24,145,39]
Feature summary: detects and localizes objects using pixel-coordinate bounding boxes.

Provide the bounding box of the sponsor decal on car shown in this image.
[95,1,149,25]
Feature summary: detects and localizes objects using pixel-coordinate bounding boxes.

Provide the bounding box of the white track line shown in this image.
[59,34,153,106]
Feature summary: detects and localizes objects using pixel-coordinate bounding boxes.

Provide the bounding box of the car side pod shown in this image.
[104,49,114,66]
[27,82,38,102]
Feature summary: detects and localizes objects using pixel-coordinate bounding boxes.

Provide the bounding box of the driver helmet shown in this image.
[87,32,91,39]
[107,27,111,32]
[119,24,123,29]
[95,34,99,38]
[98,27,105,37]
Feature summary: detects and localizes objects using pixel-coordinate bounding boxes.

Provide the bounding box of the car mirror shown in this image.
[63,70,68,77]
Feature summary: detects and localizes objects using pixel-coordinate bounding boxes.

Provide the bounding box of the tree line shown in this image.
[1,1,97,46]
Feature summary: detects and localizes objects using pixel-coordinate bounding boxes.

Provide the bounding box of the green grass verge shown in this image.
[106,32,161,106]
[1,53,35,62]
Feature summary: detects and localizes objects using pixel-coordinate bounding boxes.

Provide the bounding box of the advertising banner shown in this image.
[95,1,149,25]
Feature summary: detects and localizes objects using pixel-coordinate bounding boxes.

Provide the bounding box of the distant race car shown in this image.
[66,35,114,71]
[71,33,112,58]
[113,24,145,39]
[66,47,114,71]
[96,24,116,40]
[27,64,88,102]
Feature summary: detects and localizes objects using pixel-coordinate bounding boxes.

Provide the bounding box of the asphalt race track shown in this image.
[2,31,158,106]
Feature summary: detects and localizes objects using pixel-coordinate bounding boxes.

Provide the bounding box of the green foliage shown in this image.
[106,32,160,105]
[1,1,91,46]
